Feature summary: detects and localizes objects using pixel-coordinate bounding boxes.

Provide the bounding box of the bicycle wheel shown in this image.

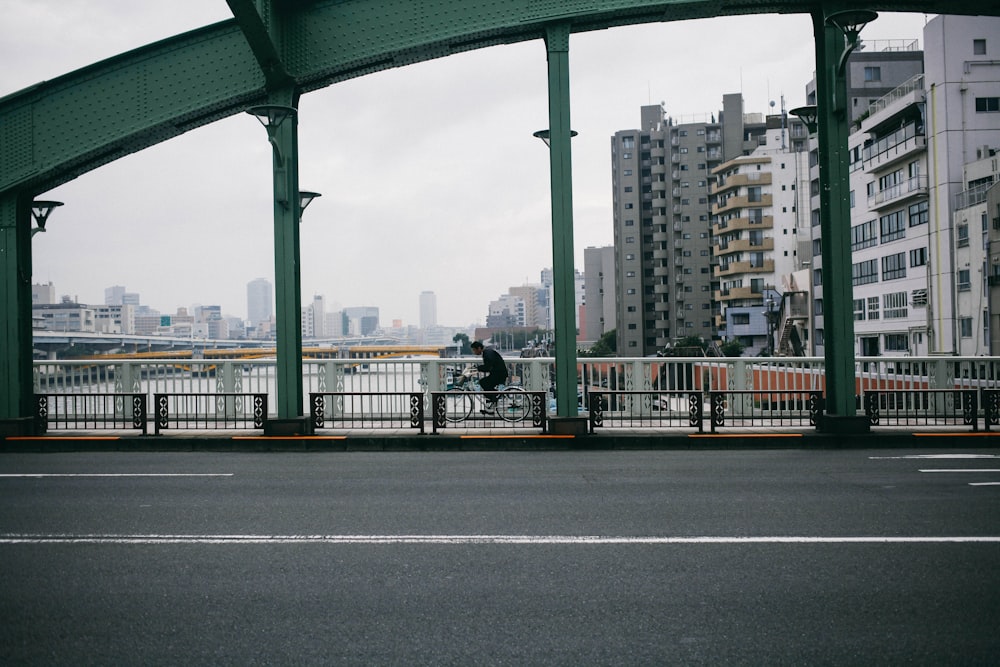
[443,389,473,423]
[496,386,530,423]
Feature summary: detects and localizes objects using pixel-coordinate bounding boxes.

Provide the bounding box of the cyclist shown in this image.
[470,340,508,415]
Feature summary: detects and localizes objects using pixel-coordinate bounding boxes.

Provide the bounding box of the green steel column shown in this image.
[543,24,579,419]
[269,93,305,421]
[813,10,867,432]
[0,191,34,432]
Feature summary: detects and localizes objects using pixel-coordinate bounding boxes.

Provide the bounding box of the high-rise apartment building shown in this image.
[582,245,616,344]
[611,96,803,356]
[246,278,273,327]
[419,291,437,329]
[711,117,811,355]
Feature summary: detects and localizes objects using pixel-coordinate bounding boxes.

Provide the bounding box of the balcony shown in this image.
[711,215,773,235]
[715,260,774,277]
[862,123,925,173]
[867,175,928,210]
[713,194,773,215]
[714,238,774,255]
[710,172,772,196]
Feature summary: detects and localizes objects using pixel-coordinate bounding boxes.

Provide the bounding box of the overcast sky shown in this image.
[1,2,932,328]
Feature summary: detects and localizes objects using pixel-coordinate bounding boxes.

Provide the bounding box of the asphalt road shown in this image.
[1,449,998,665]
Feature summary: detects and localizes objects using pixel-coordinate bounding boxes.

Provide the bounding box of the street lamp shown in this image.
[808,8,877,434]
[764,296,778,356]
[533,123,580,425]
[827,9,878,74]
[532,129,578,146]
[31,200,63,237]
[246,102,309,431]
[299,191,321,217]
[789,106,818,134]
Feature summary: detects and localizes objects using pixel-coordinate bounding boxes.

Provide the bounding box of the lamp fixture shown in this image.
[532,129,578,147]
[298,191,321,217]
[789,105,819,134]
[30,200,64,236]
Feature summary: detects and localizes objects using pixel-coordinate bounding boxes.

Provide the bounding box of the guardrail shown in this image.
[153,393,267,435]
[36,393,147,434]
[429,391,547,434]
[310,392,425,433]
[27,356,1000,435]
[864,389,978,431]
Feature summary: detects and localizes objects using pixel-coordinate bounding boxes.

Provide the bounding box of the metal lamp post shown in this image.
[247,103,310,432]
[807,7,877,433]
[534,22,585,431]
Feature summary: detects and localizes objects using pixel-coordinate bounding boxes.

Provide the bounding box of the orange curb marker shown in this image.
[459,434,575,439]
[231,435,348,440]
[688,433,803,438]
[912,432,1000,437]
[6,436,121,441]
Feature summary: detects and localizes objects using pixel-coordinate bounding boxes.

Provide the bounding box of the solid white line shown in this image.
[1,534,998,545]
[0,473,233,478]
[870,454,1000,459]
[918,469,1000,473]
[969,482,1000,486]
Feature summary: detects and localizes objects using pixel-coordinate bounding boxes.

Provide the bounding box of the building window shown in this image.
[958,269,971,291]
[884,291,908,319]
[974,39,987,55]
[880,211,906,242]
[882,253,907,281]
[864,66,881,82]
[733,313,750,325]
[852,220,878,250]
[622,136,635,149]
[625,219,634,226]
[852,259,879,285]
[854,298,865,321]
[910,247,927,267]
[960,318,974,338]
[625,236,635,244]
[867,297,880,321]
[908,201,928,226]
[975,97,1000,113]
[885,333,908,351]
[957,224,969,247]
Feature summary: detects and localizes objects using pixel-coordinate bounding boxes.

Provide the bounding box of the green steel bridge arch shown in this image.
[0,0,992,430]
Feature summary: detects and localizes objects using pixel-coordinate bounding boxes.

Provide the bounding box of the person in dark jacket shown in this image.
[471,340,508,414]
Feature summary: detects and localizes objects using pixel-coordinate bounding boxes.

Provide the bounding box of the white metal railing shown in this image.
[32,355,1000,414]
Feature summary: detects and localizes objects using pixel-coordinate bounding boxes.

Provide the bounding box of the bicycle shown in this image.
[443,369,530,423]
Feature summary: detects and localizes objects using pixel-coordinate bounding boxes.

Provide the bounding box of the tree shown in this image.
[660,335,708,357]
[580,329,616,357]
[452,333,470,355]
[720,339,745,357]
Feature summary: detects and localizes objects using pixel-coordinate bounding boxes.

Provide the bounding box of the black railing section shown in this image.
[709,391,823,432]
[310,392,425,433]
[588,391,703,433]
[864,389,978,431]
[35,393,147,434]
[430,391,547,434]
[153,393,266,435]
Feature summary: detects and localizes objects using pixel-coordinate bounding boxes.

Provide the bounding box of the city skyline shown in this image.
[3,2,931,326]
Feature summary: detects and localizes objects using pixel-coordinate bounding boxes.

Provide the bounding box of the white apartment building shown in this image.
[839,15,1000,358]
[711,123,811,355]
[955,150,1000,354]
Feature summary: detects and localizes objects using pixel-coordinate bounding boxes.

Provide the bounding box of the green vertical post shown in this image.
[543,24,579,421]
[269,94,306,425]
[813,10,868,433]
[0,191,35,434]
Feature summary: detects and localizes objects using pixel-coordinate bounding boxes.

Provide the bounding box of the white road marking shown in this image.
[0,534,998,545]
[0,473,233,478]
[870,454,1000,459]
[918,469,1000,473]
[969,482,1000,486]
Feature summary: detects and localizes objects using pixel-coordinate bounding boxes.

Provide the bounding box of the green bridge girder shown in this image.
[1,0,994,431]
[0,0,987,197]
